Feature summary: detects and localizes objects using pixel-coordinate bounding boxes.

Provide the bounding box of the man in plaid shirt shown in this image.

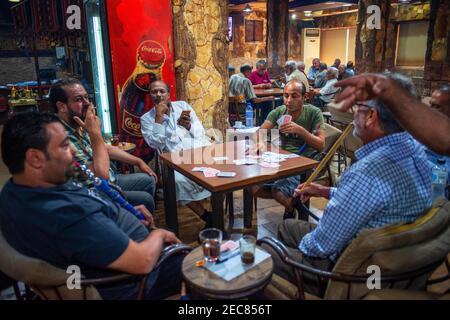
[265,74,432,296]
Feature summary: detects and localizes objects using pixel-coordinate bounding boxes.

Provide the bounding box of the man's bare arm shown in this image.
[335,74,450,155]
[107,229,181,275]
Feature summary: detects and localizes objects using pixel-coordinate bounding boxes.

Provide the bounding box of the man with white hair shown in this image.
[263,73,432,296]
[281,60,310,92]
[296,61,306,75]
[312,67,339,110]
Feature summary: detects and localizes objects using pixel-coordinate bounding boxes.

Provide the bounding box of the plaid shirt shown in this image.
[61,120,116,183]
[300,132,432,261]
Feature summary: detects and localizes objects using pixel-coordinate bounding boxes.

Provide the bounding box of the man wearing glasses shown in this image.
[263,74,432,296]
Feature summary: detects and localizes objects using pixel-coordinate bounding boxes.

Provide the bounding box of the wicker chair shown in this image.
[0,226,191,300]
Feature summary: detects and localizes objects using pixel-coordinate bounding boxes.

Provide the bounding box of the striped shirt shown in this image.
[61,120,116,183]
[300,132,432,261]
[229,73,256,102]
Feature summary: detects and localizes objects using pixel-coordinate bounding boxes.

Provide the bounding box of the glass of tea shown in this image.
[111,134,120,146]
[199,228,222,263]
[239,235,256,265]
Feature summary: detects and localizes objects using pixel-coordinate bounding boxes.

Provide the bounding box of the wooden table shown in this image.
[182,245,273,299]
[159,141,318,235]
[254,88,283,97]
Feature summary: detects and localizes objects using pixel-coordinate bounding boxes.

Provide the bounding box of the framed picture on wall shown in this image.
[245,20,263,42]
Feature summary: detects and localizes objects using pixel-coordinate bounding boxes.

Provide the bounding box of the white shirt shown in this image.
[141,101,211,204]
[319,79,339,103]
[141,101,211,154]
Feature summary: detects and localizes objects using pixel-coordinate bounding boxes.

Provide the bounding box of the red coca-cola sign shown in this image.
[122,109,142,137]
[106,0,176,163]
[137,40,166,69]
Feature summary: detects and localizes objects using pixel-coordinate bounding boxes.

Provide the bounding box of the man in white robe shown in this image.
[141,80,213,227]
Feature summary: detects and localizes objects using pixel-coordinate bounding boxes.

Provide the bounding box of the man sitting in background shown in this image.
[51,78,157,213]
[346,61,355,76]
[312,67,339,110]
[251,80,325,219]
[281,60,310,93]
[331,58,341,69]
[313,63,328,89]
[229,64,275,125]
[308,58,321,81]
[338,64,353,80]
[264,73,432,296]
[297,61,307,77]
[0,112,183,300]
[249,60,272,89]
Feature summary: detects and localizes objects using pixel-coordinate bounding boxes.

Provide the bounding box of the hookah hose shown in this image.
[73,161,146,221]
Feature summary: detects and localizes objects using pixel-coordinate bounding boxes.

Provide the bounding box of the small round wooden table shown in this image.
[182,246,273,300]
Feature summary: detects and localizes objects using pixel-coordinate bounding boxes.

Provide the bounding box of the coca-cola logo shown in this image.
[137,40,166,68]
[122,110,142,137]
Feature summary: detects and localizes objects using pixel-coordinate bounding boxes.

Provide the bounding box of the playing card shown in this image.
[192,167,205,172]
[282,115,292,125]
[259,162,281,168]
[277,115,292,126]
[213,157,229,162]
[203,168,220,178]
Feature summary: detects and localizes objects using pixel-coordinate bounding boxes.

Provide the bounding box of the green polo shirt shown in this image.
[266,104,324,157]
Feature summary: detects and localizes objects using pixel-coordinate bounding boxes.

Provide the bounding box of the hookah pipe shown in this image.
[73,161,146,221]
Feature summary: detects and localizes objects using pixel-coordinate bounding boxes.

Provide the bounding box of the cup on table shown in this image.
[234,121,243,128]
[111,134,119,146]
[239,235,256,264]
[199,228,223,263]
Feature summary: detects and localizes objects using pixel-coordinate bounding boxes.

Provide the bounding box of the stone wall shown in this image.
[317,12,358,28]
[172,0,228,132]
[229,10,267,68]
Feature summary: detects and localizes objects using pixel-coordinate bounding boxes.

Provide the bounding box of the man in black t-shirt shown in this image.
[0,112,183,300]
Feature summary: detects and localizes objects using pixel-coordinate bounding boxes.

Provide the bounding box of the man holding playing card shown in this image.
[251,80,325,219]
[141,80,214,228]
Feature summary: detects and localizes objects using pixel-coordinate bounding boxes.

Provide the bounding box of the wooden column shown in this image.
[266,0,289,77]
[424,0,450,85]
[355,0,391,73]
[172,0,229,133]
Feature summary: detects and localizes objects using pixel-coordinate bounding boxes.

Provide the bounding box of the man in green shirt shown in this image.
[251,80,325,219]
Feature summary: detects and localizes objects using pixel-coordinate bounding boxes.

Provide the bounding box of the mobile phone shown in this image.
[217,172,236,178]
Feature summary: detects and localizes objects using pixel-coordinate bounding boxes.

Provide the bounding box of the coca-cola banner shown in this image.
[106,0,176,162]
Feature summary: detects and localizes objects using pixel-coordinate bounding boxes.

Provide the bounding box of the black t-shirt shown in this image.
[0,180,149,279]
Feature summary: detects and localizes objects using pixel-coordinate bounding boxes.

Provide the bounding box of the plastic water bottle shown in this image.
[245,102,253,128]
[432,159,448,202]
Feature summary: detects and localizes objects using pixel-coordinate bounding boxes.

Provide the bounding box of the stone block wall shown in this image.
[230,11,267,61]
[172,0,228,132]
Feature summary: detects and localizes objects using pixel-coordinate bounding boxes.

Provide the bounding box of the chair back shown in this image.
[322,123,342,154]
[328,105,362,163]
[0,227,102,300]
[325,198,450,300]
[228,95,246,127]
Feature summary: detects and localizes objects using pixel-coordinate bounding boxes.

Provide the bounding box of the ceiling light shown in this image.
[291,13,297,19]
[304,10,312,17]
[243,4,253,14]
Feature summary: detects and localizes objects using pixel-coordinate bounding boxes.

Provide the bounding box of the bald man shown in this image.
[251,80,325,219]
